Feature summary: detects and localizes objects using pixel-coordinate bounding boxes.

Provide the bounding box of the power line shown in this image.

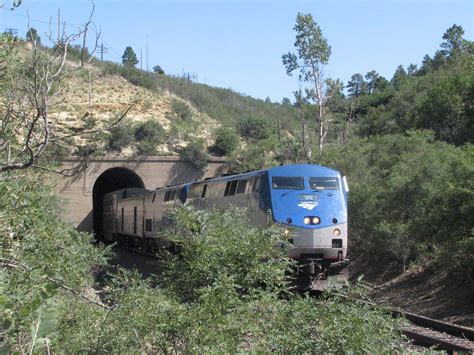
[0,7,85,27]
[99,42,108,61]
[4,28,18,36]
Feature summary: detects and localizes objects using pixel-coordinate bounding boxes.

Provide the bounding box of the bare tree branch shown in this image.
[0,6,127,174]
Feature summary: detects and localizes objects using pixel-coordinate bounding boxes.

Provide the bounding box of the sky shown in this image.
[1,0,473,102]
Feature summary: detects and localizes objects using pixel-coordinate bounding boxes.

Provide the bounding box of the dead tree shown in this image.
[0,8,127,174]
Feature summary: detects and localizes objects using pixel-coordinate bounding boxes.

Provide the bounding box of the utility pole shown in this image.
[140,49,142,70]
[88,69,92,111]
[146,36,149,72]
[57,8,61,43]
[4,28,17,36]
[99,43,108,61]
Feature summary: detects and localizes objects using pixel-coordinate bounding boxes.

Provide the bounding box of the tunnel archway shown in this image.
[92,167,145,240]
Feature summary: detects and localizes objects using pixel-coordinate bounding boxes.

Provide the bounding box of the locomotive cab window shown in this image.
[309,177,339,190]
[272,177,304,190]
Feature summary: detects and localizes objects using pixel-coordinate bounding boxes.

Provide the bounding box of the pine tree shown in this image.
[122,46,138,67]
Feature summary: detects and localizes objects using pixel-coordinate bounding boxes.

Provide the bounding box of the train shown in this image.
[102,164,349,287]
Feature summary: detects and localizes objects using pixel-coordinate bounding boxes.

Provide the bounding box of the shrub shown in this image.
[107,121,134,151]
[209,127,239,156]
[134,119,165,155]
[321,131,474,279]
[180,141,209,171]
[171,98,193,120]
[161,207,293,300]
[237,116,272,140]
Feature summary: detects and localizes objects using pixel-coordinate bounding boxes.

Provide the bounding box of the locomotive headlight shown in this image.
[284,228,290,236]
[312,217,321,225]
[304,217,311,225]
[333,228,341,236]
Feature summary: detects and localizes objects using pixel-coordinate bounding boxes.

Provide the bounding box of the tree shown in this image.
[406,64,417,76]
[122,46,138,67]
[282,12,332,163]
[347,73,366,97]
[0,12,128,173]
[25,27,40,44]
[211,127,239,156]
[153,64,165,74]
[180,141,209,171]
[440,24,466,58]
[391,65,408,90]
[365,70,379,94]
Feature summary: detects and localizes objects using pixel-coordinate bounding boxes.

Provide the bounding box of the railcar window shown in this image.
[224,181,231,196]
[164,190,178,202]
[237,180,247,194]
[145,219,152,232]
[309,177,339,190]
[272,177,304,190]
[121,208,124,231]
[133,207,137,234]
[224,180,239,196]
[229,180,238,195]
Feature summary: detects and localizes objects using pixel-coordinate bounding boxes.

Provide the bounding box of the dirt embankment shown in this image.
[349,259,474,327]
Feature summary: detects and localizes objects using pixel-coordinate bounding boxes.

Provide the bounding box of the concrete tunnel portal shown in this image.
[92,167,145,240]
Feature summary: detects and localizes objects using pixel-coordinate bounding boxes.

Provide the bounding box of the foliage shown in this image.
[0,171,404,352]
[0,171,109,353]
[170,98,193,120]
[121,46,138,67]
[107,120,134,152]
[98,61,298,139]
[237,115,272,140]
[209,127,239,156]
[134,119,165,155]
[25,27,40,43]
[153,64,165,74]
[321,132,474,277]
[180,141,209,171]
[161,207,293,300]
[228,138,279,173]
[282,12,332,161]
[0,15,120,173]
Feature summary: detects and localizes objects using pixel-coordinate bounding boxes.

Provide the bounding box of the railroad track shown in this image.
[322,291,474,352]
[398,312,474,352]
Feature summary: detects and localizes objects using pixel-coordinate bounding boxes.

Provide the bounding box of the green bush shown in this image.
[321,131,474,278]
[209,127,239,156]
[171,98,193,120]
[237,116,272,140]
[180,141,209,171]
[107,121,134,151]
[134,119,165,155]
[0,171,109,353]
[161,207,293,301]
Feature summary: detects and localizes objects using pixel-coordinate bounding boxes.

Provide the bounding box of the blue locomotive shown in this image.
[103,164,349,285]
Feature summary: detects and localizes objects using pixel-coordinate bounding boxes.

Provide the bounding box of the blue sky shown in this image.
[1,0,472,101]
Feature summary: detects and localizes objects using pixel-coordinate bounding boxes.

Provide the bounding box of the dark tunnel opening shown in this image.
[92,167,144,240]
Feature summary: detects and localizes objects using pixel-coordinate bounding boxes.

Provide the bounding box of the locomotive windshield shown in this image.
[272,177,304,190]
[309,177,339,190]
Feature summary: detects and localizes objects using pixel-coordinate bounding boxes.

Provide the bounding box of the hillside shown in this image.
[41,55,301,161]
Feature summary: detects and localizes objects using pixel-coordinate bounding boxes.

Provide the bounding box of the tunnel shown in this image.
[92,167,145,240]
